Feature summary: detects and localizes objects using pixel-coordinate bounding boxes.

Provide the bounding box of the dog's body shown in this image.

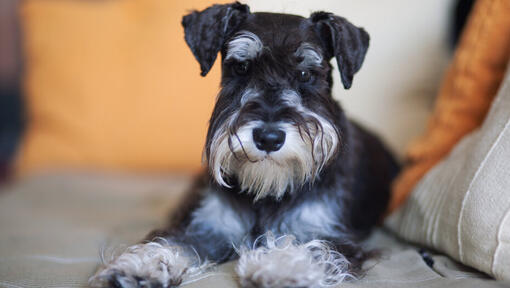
[90,3,399,288]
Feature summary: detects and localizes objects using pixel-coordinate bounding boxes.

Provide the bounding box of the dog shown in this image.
[89,2,399,288]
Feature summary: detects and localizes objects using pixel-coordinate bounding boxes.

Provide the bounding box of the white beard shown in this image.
[209,111,339,201]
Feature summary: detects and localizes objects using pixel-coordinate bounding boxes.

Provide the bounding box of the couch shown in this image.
[0,173,507,288]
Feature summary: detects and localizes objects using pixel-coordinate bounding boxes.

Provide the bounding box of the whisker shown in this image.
[233,132,258,163]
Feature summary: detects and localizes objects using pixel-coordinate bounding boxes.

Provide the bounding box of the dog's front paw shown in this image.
[236,233,355,288]
[89,242,193,288]
[89,268,168,288]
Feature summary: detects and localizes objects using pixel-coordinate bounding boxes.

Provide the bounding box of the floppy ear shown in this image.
[182,2,250,76]
[310,12,369,89]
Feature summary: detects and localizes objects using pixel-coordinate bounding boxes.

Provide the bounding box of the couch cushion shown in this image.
[390,0,510,212]
[0,173,190,287]
[15,0,227,175]
[387,62,510,281]
[0,173,506,287]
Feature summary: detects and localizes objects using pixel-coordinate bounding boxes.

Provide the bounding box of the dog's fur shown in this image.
[89,3,399,288]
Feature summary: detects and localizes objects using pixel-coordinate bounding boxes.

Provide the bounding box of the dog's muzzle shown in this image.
[208,89,339,200]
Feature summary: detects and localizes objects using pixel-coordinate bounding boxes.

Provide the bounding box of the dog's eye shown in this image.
[298,70,312,83]
[234,61,250,76]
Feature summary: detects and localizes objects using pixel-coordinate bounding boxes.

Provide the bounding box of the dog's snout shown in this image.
[253,127,286,153]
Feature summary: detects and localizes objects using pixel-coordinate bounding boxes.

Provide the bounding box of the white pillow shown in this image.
[244,0,454,157]
[386,63,510,281]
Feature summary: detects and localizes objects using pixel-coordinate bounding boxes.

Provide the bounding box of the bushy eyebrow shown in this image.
[295,43,323,67]
[226,31,263,61]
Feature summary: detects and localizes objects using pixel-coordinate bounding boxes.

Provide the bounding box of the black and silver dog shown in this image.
[90,2,399,288]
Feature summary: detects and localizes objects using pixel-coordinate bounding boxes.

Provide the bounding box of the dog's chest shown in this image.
[258,195,344,242]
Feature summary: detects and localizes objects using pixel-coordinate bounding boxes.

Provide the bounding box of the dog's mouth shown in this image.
[263,154,274,160]
[233,150,285,166]
[259,154,285,165]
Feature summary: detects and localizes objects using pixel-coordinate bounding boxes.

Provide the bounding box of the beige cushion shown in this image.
[0,173,506,287]
[386,62,510,281]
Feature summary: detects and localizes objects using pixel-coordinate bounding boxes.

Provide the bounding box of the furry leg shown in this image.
[236,233,355,288]
[89,240,206,288]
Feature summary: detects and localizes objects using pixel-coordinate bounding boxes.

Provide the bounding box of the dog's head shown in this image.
[183,2,369,200]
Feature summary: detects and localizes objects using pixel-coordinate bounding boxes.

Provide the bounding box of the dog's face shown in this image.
[183,3,369,200]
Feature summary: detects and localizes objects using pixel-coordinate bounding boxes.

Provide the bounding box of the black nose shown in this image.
[252,127,286,153]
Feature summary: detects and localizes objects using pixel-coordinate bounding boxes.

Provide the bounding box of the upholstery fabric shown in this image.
[0,173,506,288]
[387,62,510,281]
[390,0,510,212]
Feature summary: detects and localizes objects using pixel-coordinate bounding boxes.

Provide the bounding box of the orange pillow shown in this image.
[389,0,510,212]
[16,0,229,174]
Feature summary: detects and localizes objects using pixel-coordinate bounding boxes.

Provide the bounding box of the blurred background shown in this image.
[0,0,472,182]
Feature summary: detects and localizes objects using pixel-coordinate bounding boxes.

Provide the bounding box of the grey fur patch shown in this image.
[270,197,346,242]
[295,43,323,67]
[189,191,253,242]
[226,31,263,61]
